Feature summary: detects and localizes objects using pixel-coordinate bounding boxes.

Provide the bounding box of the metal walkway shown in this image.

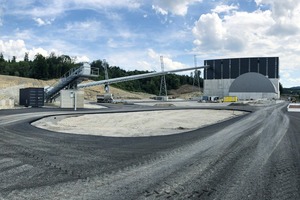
[45,63,99,102]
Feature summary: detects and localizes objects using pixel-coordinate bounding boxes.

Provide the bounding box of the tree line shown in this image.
[0,53,202,95]
[0,52,77,79]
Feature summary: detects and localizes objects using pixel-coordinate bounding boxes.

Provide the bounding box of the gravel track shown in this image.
[0,103,300,199]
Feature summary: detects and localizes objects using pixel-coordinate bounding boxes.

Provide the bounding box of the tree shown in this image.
[18,61,31,77]
[0,53,4,62]
[31,54,49,79]
[24,52,29,62]
[279,82,283,94]
[11,56,16,63]
[0,53,5,73]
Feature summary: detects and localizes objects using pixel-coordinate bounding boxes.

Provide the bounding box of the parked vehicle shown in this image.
[96,93,114,103]
[198,96,209,103]
[209,96,219,102]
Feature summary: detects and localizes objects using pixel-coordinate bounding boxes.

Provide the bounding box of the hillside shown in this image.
[0,75,202,109]
[0,75,56,101]
[168,84,202,99]
[0,75,152,103]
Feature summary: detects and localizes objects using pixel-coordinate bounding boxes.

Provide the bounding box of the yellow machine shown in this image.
[223,96,238,102]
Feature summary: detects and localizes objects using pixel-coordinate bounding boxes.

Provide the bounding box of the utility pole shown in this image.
[193,55,201,93]
[159,56,168,97]
[103,59,110,93]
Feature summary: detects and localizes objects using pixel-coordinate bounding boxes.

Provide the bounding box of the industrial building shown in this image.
[203,57,280,100]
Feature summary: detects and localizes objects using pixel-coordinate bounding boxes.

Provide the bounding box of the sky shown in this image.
[0,0,300,88]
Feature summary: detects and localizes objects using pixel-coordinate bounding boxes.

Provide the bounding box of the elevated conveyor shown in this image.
[45,63,98,102]
[78,65,209,88]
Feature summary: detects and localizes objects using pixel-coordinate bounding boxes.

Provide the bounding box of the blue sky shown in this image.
[0,0,299,87]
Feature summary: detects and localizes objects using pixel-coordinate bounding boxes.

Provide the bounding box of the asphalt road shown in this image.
[0,103,299,199]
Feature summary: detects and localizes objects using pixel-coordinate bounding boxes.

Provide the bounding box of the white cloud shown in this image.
[268,23,299,36]
[211,4,239,14]
[9,0,141,18]
[147,49,188,71]
[74,55,90,63]
[72,0,141,9]
[64,20,104,41]
[0,39,53,61]
[33,18,52,26]
[65,20,98,30]
[152,5,168,15]
[15,0,66,18]
[192,10,276,52]
[0,39,91,62]
[0,40,28,61]
[255,0,299,19]
[192,12,226,49]
[152,0,202,16]
[29,48,49,59]
[106,50,155,71]
[255,0,300,36]
[192,2,300,87]
[106,38,135,49]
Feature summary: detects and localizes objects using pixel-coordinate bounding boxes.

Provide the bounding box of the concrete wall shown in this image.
[229,92,278,100]
[60,90,84,108]
[203,79,235,97]
[204,77,280,99]
[0,98,14,109]
[270,78,280,99]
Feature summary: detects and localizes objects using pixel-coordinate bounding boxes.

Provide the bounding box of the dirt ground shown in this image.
[32,109,245,137]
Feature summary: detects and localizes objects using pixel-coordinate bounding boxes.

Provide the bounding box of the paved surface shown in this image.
[0,103,299,199]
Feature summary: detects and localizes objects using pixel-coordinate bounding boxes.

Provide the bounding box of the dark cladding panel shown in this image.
[230,58,239,79]
[204,60,208,79]
[204,60,207,79]
[275,57,279,78]
[268,57,276,78]
[205,57,279,79]
[223,59,230,79]
[240,58,249,75]
[214,59,222,79]
[259,57,267,76]
[204,60,214,79]
[250,58,258,73]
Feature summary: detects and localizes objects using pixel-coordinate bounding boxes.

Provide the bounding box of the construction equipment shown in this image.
[223,96,238,102]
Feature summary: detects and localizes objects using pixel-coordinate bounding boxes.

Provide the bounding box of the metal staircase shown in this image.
[45,63,99,102]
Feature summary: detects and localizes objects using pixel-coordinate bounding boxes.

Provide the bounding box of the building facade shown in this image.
[203,57,280,99]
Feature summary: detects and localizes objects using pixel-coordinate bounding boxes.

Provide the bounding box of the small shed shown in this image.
[19,87,44,107]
